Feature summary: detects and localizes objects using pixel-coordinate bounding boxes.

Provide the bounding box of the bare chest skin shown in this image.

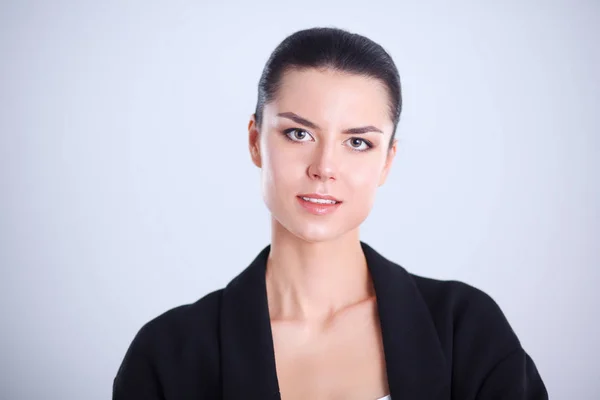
[271,297,389,400]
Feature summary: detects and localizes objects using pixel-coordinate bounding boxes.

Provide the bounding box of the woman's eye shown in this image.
[285,128,313,142]
[345,137,372,151]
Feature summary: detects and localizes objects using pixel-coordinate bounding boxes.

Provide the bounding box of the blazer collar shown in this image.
[219,242,450,399]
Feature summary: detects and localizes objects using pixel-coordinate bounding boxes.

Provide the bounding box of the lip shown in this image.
[297,193,342,202]
[296,194,342,216]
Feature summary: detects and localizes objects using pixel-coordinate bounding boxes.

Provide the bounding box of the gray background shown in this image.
[1,0,598,399]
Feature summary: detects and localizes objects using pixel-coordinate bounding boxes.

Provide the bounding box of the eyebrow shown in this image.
[277,112,383,134]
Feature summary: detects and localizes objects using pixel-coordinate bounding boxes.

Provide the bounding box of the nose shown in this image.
[307,142,337,182]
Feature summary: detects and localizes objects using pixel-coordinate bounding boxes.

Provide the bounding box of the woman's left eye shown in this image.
[344,137,372,152]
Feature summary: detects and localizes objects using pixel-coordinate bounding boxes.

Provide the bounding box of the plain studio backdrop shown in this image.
[1,1,598,399]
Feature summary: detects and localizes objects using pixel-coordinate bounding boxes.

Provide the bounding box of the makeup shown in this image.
[296,194,342,215]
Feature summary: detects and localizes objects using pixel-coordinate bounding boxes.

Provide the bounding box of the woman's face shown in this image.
[248,68,397,243]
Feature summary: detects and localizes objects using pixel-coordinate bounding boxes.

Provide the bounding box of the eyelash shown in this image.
[282,128,374,152]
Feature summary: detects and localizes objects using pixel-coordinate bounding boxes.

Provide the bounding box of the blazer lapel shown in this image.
[362,242,450,399]
[219,242,450,399]
[219,245,281,399]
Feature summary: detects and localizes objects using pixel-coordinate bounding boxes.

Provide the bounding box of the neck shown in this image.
[265,217,374,322]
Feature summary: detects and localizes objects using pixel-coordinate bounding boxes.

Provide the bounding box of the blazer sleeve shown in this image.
[112,324,165,400]
[476,347,548,399]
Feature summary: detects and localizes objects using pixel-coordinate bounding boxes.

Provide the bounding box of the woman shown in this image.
[113,27,548,399]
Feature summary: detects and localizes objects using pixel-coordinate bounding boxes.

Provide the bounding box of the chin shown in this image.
[268,200,368,244]
[284,216,360,244]
[292,227,338,244]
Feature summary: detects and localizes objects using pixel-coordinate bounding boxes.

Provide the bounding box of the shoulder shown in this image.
[140,288,223,338]
[129,288,223,359]
[409,273,521,354]
[114,289,224,398]
[413,275,516,335]
[407,273,548,398]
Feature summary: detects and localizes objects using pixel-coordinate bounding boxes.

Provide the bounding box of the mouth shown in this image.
[298,196,340,205]
[297,193,341,203]
[296,194,342,215]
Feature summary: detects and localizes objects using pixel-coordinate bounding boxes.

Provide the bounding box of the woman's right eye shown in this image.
[284,128,313,142]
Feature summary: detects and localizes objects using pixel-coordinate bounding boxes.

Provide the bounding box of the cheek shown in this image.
[260,138,304,205]
[340,158,384,219]
[345,160,382,194]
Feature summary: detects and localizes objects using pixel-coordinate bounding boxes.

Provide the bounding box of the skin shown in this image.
[248,67,398,400]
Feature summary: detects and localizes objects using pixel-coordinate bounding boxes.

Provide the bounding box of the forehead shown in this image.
[265,68,393,132]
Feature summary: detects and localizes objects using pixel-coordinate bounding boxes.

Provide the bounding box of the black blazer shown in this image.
[113,242,548,399]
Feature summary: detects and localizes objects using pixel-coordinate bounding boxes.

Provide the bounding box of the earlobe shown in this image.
[378,170,388,187]
[248,115,262,168]
[378,140,398,186]
[251,145,262,168]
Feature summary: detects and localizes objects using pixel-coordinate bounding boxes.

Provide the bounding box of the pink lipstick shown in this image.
[296,193,342,216]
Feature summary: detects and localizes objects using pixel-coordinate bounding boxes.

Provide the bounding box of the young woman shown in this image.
[113,27,548,400]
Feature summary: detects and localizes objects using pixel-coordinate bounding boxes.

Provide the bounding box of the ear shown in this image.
[248,114,262,168]
[378,139,397,186]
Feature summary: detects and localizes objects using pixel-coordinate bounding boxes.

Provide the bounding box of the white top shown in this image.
[377,396,391,400]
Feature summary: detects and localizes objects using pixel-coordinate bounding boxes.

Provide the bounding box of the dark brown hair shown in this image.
[254,27,402,147]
